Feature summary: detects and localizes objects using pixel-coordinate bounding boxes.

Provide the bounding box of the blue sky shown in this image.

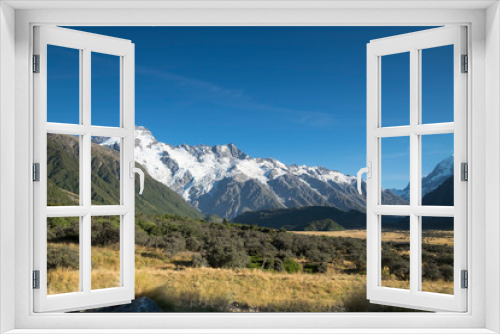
[48,26,454,189]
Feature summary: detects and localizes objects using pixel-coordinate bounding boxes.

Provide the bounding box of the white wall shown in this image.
[0,2,16,333]
[486,2,500,333]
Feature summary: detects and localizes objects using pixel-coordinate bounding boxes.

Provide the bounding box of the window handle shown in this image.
[357,162,371,195]
[129,162,145,195]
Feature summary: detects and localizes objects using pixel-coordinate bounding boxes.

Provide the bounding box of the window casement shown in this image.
[32,26,140,312]
[364,26,467,312]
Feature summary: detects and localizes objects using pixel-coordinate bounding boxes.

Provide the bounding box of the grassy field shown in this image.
[47,243,453,312]
[294,230,454,246]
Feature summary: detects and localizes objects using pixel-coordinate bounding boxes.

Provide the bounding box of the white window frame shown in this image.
[366,26,468,312]
[33,26,136,313]
[0,1,499,333]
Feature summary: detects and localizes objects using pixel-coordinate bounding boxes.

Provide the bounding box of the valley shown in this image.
[45,131,456,312]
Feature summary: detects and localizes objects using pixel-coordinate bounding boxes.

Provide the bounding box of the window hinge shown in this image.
[33,163,40,182]
[33,54,40,73]
[461,270,468,289]
[32,270,40,289]
[461,54,468,73]
[461,162,468,182]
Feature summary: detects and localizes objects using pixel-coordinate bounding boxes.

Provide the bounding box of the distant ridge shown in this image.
[232,206,366,231]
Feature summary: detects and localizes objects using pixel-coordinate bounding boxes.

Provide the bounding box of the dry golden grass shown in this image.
[47,269,80,295]
[47,243,453,311]
[91,244,120,290]
[422,280,454,295]
[295,230,454,246]
[47,242,121,294]
[380,276,453,294]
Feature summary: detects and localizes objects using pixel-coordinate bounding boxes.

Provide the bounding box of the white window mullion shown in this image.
[373,123,454,138]
[413,123,454,135]
[372,126,411,138]
[373,205,455,217]
[81,47,92,295]
[409,47,420,295]
[81,132,91,294]
[81,213,91,294]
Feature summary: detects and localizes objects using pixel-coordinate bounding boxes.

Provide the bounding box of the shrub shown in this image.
[91,218,120,246]
[47,217,79,243]
[191,254,208,268]
[423,262,442,281]
[318,262,328,274]
[135,225,149,246]
[273,258,285,272]
[303,263,319,273]
[47,244,79,270]
[284,258,302,273]
[440,264,454,282]
[305,249,331,263]
[186,236,202,252]
[205,242,249,269]
[163,236,186,257]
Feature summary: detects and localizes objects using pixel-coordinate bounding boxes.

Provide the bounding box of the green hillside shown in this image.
[303,219,345,231]
[47,134,204,219]
[232,206,366,231]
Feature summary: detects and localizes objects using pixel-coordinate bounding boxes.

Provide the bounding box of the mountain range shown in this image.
[234,174,454,231]
[97,126,407,219]
[390,156,454,201]
[48,128,454,231]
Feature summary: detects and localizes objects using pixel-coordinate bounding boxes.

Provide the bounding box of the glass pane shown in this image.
[421,45,454,124]
[421,133,454,205]
[47,217,80,295]
[91,216,121,290]
[91,136,121,205]
[381,52,410,127]
[381,215,410,290]
[381,136,410,205]
[47,133,80,206]
[91,52,120,127]
[421,217,454,294]
[47,45,80,124]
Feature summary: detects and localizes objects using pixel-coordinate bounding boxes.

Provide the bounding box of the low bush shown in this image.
[284,258,302,273]
[47,213,454,280]
[47,244,79,270]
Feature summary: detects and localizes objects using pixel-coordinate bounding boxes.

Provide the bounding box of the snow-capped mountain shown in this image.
[390,156,454,201]
[97,126,407,219]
